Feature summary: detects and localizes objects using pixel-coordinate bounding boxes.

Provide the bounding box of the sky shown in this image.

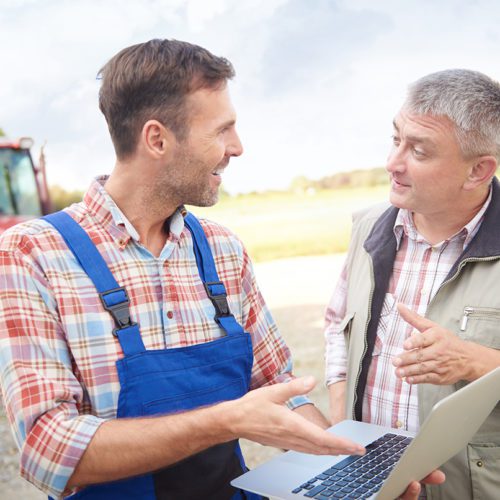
[1,0,500,194]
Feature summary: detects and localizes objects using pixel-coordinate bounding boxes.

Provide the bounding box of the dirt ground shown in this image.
[241,254,345,468]
[0,254,344,499]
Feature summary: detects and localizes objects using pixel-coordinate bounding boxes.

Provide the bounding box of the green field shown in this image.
[188,185,389,262]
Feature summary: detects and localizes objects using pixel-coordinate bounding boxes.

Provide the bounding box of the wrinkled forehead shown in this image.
[394,108,457,137]
[393,109,464,155]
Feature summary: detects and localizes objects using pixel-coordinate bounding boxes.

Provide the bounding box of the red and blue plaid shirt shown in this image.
[325,192,491,433]
[0,177,305,499]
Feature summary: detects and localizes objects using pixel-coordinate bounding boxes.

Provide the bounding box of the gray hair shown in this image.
[403,69,500,161]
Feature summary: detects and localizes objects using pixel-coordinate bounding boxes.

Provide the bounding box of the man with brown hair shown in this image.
[0,39,441,499]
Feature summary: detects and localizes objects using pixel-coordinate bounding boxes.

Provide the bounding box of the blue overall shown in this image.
[44,211,262,500]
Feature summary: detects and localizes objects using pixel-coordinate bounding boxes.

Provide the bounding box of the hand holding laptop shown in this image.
[400,470,445,500]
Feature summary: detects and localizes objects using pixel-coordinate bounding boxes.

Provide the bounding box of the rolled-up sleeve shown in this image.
[324,261,349,386]
[0,247,105,499]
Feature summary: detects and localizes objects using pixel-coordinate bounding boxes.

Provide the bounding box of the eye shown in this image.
[391,135,401,147]
[412,147,425,157]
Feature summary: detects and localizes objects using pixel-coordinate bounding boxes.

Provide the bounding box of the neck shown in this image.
[412,190,489,245]
[104,161,178,257]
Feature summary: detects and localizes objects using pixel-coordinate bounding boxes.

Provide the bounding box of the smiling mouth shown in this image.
[212,168,225,177]
[392,177,410,188]
[212,160,229,176]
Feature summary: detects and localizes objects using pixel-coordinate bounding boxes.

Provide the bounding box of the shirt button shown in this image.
[477,460,483,467]
[166,311,174,319]
[395,420,403,428]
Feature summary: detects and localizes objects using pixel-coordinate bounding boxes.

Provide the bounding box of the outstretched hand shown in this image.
[230,376,365,456]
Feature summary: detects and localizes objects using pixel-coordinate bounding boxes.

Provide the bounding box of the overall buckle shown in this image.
[204,281,231,318]
[99,287,137,336]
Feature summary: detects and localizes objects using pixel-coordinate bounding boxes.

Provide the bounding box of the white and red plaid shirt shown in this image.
[0,177,305,499]
[325,192,491,433]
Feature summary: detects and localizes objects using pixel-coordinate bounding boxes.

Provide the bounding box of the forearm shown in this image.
[69,402,234,488]
[293,403,330,429]
[71,377,365,490]
[328,380,346,425]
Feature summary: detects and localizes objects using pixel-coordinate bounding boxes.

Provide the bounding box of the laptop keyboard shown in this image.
[291,432,413,499]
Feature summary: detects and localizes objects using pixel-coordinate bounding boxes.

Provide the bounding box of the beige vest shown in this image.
[342,203,500,500]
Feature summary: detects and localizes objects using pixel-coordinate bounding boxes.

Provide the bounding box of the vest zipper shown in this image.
[460,307,474,331]
[353,256,375,419]
[460,306,500,331]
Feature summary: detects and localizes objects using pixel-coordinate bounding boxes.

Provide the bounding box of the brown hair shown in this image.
[98,39,235,158]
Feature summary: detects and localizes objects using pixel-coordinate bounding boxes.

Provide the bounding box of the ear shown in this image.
[463,155,498,190]
[140,120,176,159]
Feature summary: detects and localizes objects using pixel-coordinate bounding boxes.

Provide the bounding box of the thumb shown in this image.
[397,303,434,333]
[269,376,316,404]
[400,480,421,499]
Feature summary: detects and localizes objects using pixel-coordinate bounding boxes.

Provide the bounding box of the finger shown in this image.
[399,480,421,500]
[399,470,445,499]
[270,412,365,456]
[403,330,437,350]
[397,303,435,333]
[396,358,433,377]
[404,372,441,385]
[421,469,446,485]
[291,416,365,455]
[309,434,365,456]
[266,376,317,404]
[393,348,419,368]
[404,332,428,351]
[393,345,430,368]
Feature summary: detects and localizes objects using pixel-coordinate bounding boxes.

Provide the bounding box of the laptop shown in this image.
[232,366,500,500]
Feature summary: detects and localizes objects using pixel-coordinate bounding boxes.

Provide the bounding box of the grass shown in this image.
[188,185,389,262]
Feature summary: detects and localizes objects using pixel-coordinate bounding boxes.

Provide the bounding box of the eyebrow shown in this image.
[216,118,236,132]
[392,120,434,147]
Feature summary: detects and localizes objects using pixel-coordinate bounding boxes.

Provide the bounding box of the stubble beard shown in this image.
[162,151,220,208]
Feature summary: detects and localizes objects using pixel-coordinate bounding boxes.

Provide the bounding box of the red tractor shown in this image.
[0,137,52,233]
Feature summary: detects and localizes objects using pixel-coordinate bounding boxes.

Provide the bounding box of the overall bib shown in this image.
[45,211,262,500]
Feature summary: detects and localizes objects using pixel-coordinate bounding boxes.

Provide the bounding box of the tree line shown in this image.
[49,167,391,210]
[289,167,389,192]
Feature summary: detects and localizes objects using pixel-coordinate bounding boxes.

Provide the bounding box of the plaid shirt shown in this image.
[325,192,491,433]
[0,177,306,499]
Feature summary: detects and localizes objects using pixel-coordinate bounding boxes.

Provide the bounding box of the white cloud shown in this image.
[0,0,499,193]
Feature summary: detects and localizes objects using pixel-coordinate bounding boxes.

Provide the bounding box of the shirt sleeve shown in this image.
[238,247,310,409]
[324,260,349,386]
[0,246,105,499]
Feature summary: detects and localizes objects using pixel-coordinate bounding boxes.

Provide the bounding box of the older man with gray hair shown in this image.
[326,69,500,499]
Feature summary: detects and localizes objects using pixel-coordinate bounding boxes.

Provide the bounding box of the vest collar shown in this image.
[364,177,500,261]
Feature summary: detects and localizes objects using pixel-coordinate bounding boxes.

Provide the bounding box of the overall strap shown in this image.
[43,211,145,356]
[184,213,245,336]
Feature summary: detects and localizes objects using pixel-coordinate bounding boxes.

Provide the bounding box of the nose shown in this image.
[227,129,243,158]
[386,144,405,174]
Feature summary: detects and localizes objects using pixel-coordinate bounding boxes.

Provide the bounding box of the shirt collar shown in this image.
[83,176,185,249]
[393,186,493,250]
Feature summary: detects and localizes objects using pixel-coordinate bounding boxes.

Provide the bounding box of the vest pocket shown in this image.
[459,306,500,348]
[467,442,500,499]
[339,312,355,344]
